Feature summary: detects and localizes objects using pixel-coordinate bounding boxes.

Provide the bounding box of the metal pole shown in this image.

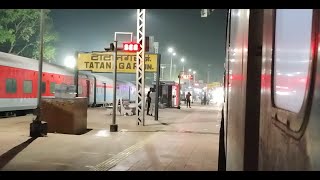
[129,86,131,102]
[112,41,118,124]
[161,67,164,80]
[74,51,79,97]
[173,64,176,80]
[189,72,191,87]
[136,9,146,126]
[30,9,45,138]
[110,40,118,132]
[170,55,173,80]
[36,9,44,111]
[35,9,44,121]
[183,65,184,72]
[155,54,161,120]
[178,72,181,109]
[153,73,157,82]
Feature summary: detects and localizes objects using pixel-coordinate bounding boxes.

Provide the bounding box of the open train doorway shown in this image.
[103,83,107,102]
[86,80,90,104]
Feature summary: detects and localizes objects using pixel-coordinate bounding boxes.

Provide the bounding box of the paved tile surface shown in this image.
[0,103,222,171]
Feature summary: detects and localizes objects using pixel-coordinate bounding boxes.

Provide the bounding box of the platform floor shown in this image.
[0,103,222,171]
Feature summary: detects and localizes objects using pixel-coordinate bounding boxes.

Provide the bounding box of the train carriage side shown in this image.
[0,52,93,115]
[78,72,95,106]
[117,80,136,102]
[222,9,320,171]
[223,9,251,171]
[92,73,113,106]
[91,75,138,106]
[128,81,136,103]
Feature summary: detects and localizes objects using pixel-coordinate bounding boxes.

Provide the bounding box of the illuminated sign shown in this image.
[77,52,158,73]
[179,74,193,80]
[122,42,141,52]
[207,82,221,88]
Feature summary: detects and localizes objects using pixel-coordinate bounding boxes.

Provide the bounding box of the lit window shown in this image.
[273,9,313,113]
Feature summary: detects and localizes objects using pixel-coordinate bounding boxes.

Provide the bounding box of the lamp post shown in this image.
[111,32,133,131]
[181,58,185,72]
[178,71,183,109]
[207,64,212,84]
[193,71,196,84]
[111,40,118,132]
[173,64,177,80]
[168,47,176,81]
[161,66,165,80]
[188,69,192,87]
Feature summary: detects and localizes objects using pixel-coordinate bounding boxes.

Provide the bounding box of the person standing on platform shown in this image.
[186,92,192,108]
[150,89,156,116]
[147,88,151,115]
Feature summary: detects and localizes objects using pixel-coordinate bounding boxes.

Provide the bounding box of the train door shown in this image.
[86,80,90,104]
[224,9,250,171]
[222,9,231,164]
[175,83,180,106]
[167,85,172,107]
[242,9,264,171]
[103,83,106,102]
[172,85,176,107]
[219,10,235,171]
[128,86,131,102]
[224,9,264,171]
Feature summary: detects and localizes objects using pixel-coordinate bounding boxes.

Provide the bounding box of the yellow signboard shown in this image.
[207,82,221,89]
[77,52,158,73]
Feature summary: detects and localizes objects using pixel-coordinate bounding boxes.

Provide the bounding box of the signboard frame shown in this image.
[77,51,158,74]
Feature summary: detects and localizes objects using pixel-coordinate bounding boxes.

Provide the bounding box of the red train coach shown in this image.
[0,52,91,116]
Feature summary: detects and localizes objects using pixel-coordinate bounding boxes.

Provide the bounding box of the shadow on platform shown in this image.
[0,137,37,170]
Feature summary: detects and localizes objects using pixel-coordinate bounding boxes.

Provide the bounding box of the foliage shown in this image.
[0,9,58,62]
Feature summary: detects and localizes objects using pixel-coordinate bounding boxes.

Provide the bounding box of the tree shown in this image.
[0,9,58,63]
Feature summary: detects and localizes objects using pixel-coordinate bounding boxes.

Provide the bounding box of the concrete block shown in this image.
[40,97,88,135]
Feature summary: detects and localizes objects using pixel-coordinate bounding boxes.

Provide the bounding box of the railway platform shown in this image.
[0,102,222,171]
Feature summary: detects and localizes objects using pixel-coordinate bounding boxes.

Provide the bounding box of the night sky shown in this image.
[51,9,227,83]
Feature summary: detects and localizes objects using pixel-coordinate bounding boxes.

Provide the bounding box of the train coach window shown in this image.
[50,82,55,94]
[23,80,32,93]
[6,78,17,93]
[273,9,313,113]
